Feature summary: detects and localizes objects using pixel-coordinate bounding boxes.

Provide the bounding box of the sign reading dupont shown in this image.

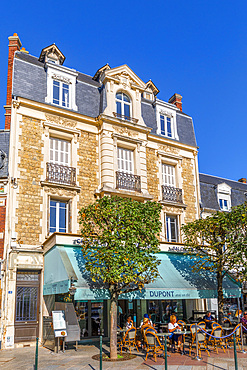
[149,290,175,298]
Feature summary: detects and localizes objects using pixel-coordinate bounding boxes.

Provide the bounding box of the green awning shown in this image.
[43,246,241,300]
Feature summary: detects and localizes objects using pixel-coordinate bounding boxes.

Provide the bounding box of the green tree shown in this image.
[79,196,162,359]
[182,203,247,324]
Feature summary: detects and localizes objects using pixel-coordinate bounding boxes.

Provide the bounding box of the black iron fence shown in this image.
[116,171,141,192]
[162,185,183,203]
[46,162,76,186]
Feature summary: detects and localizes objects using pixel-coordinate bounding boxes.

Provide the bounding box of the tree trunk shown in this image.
[217,270,224,325]
[110,290,118,359]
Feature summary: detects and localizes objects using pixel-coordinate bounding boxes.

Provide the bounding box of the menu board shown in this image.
[52,310,67,338]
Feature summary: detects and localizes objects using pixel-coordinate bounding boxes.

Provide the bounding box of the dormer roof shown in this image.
[39,43,65,65]
[145,79,159,96]
[93,63,111,81]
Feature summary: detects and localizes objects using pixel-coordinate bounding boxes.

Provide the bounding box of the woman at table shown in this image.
[140,313,153,328]
[168,315,183,353]
[125,315,134,330]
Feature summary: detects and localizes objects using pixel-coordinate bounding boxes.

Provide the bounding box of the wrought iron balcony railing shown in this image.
[116,171,141,192]
[46,162,76,186]
[162,185,183,203]
[113,112,138,124]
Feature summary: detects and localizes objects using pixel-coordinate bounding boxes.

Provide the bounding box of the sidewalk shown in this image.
[0,343,247,369]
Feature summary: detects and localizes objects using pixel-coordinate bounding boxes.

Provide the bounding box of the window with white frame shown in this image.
[217,183,231,211]
[45,63,78,111]
[50,199,68,233]
[160,115,173,138]
[117,147,134,174]
[53,80,70,108]
[166,215,179,242]
[116,92,131,119]
[162,164,175,187]
[50,137,71,166]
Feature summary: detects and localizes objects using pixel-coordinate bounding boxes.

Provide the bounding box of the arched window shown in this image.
[116,92,131,119]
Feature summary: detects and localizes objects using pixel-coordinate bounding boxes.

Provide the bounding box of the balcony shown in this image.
[113,112,138,124]
[46,162,76,186]
[162,185,183,203]
[116,171,141,192]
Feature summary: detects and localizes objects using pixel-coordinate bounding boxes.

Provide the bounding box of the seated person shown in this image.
[203,311,215,329]
[140,313,153,328]
[126,315,134,330]
[240,312,247,333]
[168,315,183,352]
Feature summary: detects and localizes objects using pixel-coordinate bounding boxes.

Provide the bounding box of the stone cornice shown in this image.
[98,113,151,134]
[14,97,99,126]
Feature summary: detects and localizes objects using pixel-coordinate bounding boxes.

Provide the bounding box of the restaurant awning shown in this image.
[43,246,241,300]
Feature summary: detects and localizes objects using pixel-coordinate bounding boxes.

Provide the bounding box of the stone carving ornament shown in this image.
[45,113,77,128]
[158,144,179,155]
[114,126,138,137]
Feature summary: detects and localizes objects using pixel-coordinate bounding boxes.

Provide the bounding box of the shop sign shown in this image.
[73,238,83,245]
[149,290,174,298]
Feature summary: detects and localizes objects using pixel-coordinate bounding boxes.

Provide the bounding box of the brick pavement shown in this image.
[0,343,247,369]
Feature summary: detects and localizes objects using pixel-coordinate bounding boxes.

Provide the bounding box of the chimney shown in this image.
[168,93,182,112]
[238,178,247,183]
[4,33,22,130]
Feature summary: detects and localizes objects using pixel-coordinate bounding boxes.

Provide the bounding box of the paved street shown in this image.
[0,343,247,370]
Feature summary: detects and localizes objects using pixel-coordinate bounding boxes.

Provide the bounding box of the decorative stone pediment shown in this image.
[102,65,146,91]
[39,43,65,65]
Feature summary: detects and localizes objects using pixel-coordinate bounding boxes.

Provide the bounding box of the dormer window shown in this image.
[116,92,131,119]
[219,199,229,211]
[160,114,174,138]
[53,80,70,108]
[217,183,231,211]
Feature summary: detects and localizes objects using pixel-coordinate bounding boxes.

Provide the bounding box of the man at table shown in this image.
[203,311,215,329]
[168,315,183,353]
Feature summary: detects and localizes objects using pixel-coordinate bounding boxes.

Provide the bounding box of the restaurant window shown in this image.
[166,215,179,242]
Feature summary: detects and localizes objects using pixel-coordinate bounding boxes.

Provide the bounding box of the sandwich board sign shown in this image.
[52,310,67,338]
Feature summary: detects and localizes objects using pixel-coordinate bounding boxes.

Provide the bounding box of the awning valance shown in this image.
[43,246,241,300]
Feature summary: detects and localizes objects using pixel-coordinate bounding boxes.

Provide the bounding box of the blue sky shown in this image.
[0,1,246,181]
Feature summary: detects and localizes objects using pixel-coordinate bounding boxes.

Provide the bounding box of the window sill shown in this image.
[159,199,187,208]
[95,185,153,201]
[41,180,81,192]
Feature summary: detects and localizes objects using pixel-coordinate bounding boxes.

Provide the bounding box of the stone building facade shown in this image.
[1,33,202,348]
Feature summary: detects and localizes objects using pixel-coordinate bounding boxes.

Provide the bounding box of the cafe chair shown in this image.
[208,325,226,353]
[223,317,232,327]
[120,327,139,354]
[189,327,210,357]
[227,324,242,350]
[211,321,220,329]
[144,330,165,362]
[177,320,187,330]
[198,321,206,329]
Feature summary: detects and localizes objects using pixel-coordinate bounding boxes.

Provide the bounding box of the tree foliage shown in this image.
[182,202,247,323]
[79,196,162,359]
[79,196,162,295]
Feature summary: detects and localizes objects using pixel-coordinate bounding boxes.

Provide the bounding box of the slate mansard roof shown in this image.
[199,173,247,211]
[0,130,10,179]
[12,51,197,148]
